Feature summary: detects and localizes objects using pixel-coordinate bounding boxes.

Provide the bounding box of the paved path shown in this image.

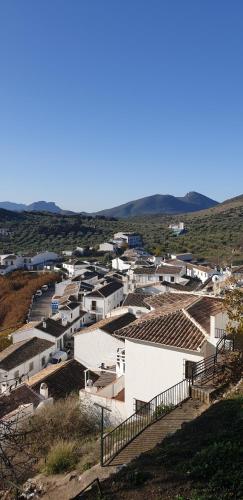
[29,288,54,321]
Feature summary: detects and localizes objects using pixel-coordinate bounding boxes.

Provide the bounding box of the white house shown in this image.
[23,251,59,270]
[74,312,136,370]
[62,259,88,277]
[99,242,117,253]
[185,263,218,283]
[128,265,185,291]
[114,293,227,416]
[113,232,142,248]
[0,254,23,275]
[83,281,124,320]
[0,337,55,393]
[112,256,131,272]
[11,318,69,351]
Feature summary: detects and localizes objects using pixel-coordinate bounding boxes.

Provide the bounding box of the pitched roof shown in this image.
[145,292,199,313]
[0,337,54,371]
[85,281,123,298]
[186,296,225,334]
[36,318,67,338]
[160,279,201,292]
[93,371,116,388]
[116,309,205,351]
[133,265,182,275]
[75,312,136,336]
[123,293,151,309]
[28,359,98,399]
[0,384,42,420]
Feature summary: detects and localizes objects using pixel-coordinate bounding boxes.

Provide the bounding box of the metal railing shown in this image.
[215,328,226,338]
[71,478,102,499]
[102,378,191,466]
[101,333,235,466]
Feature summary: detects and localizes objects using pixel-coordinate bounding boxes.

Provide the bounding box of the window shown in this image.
[135,399,150,416]
[14,370,19,380]
[185,360,196,379]
[29,361,34,372]
[41,356,46,367]
[91,300,97,311]
[170,276,175,283]
[159,275,163,282]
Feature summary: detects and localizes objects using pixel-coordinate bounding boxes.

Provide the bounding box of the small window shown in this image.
[14,370,19,380]
[185,360,196,379]
[135,399,150,416]
[41,356,46,367]
[170,276,175,283]
[29,361,34,372]
[91,300,97,311]
[159,275,163,282]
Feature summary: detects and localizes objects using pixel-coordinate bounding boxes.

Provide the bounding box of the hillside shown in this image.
[0,194,243,263]
[95,191,218,217]
[86,388,243,499]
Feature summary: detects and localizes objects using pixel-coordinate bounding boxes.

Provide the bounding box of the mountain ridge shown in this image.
[94,191,219,217]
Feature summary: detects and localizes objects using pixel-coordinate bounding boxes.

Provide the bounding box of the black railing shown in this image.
[71,478,102,499]
[101,333,235,466]
[215,328,226,338]
[102,378,191,466]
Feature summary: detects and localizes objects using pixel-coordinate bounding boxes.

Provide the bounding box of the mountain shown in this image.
[0,201,72,214]
[94,192,219,218]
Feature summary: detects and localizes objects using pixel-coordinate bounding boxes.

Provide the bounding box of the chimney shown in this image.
[62,316,68,327]
[42,320,47,329]
[40,382,48,399]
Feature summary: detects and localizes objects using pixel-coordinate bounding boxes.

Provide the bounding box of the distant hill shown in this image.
[0,201,73,214]
[95,192,218,218]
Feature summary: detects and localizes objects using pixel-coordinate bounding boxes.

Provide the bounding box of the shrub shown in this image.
[44,440,78,475]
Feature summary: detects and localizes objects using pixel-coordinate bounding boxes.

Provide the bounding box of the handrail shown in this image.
[101,333,235,466]
[102,378,191,465]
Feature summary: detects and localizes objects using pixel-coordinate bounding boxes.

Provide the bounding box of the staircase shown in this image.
[101,334,235,467]
[108,398,206,466]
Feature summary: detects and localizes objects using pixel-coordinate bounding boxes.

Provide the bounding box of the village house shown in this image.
[113,232,142,248]
[83,281,124,320]
[74,312,136,370]
[23,251,59,270]
[168,222,185,235]
[11,318,69,351]
[0,254,23,275]
[185,262,219,283]
[128,265,185,291]
[0,337,55,393]
[62,259,88,277]
[112,256,132,272]
[114,292,228,416]
[99,242,117,253]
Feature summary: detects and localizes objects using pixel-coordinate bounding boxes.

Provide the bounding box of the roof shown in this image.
[86,281,123,298]
[93,371,117,388]
[36,318,67,338]
[28,359,98,399]
[160,279,201,292]
[145,292,199,313]
[186,262,214,273]
[133,265,182,275]
[0,337,54,371]
[0,384,42,420]
[116,309,206,351]
[123,293,151,309]
[59,301,80,311]
[75,312,136,336]
[186,296,225,334]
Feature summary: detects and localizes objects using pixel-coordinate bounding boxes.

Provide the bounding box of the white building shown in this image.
[0,337,55,393]
[0,254,23,275]
[83,281,124,320]
[112,256,131,272]
[11,318,69,351]
[62,259,88,277]
[128,265,185,291]
[113,232,142,248]
[74,312,136,370]
[99,242,117,253]
[114,293,227,416]
[185,263,218,283]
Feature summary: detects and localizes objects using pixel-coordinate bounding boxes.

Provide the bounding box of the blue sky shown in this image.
[0,1,242,212]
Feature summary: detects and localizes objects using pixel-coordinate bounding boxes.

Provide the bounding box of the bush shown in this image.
[44,440,78,475]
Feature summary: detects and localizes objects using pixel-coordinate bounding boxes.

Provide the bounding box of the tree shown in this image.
[224,289,243,335]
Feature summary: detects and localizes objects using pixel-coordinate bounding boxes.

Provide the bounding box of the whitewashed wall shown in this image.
[74,328,124,369]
